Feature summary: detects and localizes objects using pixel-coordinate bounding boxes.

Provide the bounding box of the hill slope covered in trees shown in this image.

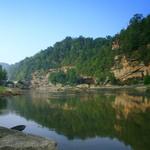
[8,14,150,85]
[10,36,114,82]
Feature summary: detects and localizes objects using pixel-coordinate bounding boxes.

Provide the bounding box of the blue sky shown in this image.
[0,0,150,64]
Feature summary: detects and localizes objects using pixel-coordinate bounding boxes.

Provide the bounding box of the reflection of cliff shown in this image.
[0,98,7,109]
[113,92,150,119]
[113,92,150,150]
[0,98,7,114]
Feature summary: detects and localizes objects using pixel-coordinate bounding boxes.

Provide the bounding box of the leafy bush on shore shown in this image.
[0,65,7,85]
[144,75,150,85]
[0,86,6,94]
[49,69,80,85]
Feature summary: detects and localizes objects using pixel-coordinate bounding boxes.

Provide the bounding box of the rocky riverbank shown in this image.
[0,126,57,150]
[32,84,150,93]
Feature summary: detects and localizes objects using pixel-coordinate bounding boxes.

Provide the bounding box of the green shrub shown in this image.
[66,69,80,85]
[144,75,150,85]
[0,86,6,94]
[49,71,66,85]
[0,65,7,85]
[49,69,80,85]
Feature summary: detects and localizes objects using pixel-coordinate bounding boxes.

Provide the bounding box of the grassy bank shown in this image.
[0,86,7,94]
[0,86,21,97]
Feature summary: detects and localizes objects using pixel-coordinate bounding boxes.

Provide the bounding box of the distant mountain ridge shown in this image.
[0,62,10,70]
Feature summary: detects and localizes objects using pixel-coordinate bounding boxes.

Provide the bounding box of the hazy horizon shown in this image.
[0,0,150,64]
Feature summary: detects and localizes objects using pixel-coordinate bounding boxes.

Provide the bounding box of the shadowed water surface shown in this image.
[0,89,150,150]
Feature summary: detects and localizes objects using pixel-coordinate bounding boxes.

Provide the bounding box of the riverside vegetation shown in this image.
[0,65,8,95]
[0,65,22,96]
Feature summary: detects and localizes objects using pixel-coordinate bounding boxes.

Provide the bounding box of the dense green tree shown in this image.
[118,14,150,64]
[49,71,66,85]
[0,65,7,84]
[66,69,79,85]
[49,69,81,85]
[144,75,150,85]
[129,14,143,25]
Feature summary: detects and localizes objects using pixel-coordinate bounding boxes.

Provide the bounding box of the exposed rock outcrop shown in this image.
[31,71,50,88]
[112,39,120,50]
[31,66,75,88]
[112,56,150,82]
[31,66,96,89]
[0,126,57,150]
[31,55,150,87]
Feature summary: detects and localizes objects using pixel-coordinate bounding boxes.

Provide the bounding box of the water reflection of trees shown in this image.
[6,91,150,150]
[0,97,7,114]
[9,94,116,139]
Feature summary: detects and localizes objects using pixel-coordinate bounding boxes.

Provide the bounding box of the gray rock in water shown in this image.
[11,125,26,131]
[0,126,57,150]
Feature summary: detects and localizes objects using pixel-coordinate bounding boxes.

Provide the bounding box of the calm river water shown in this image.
[0,89,150,150]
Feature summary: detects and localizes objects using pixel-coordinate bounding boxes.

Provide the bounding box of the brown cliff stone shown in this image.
[112,56,150,81]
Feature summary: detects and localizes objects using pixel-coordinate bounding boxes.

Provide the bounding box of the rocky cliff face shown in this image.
[31,71,50,88]
[31,66,75,88]
[31,56,150,87]
[111,56,150,82]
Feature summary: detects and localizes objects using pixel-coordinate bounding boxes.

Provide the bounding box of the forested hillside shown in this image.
[115,14,150,64]
[9,14,150,85]
[9,36,114,82]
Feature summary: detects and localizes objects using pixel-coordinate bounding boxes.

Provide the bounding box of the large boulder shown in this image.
[0,126,57,150]
[16,80,30,89]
